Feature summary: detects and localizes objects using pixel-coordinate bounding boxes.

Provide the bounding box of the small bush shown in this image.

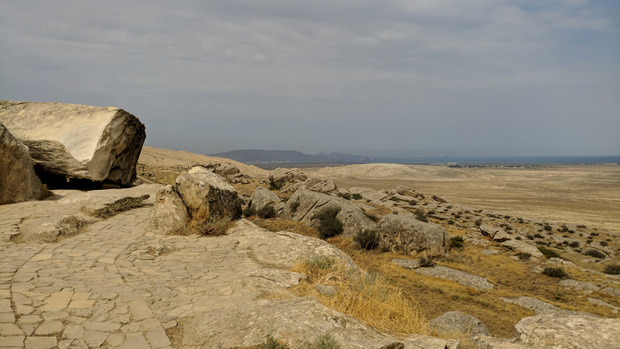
[415,209,428,223]
[537,246,561,259]
[351,193,363,200]
[600,241,608,246]
[260,334,286,349]
[191,216,231,236]
[297,333,341,349]
[257,205,276,219]
[543,223,552,231]
[290,201,301,213]
[419,257,435,267]
[337,192,351,200]
[517,252,531,260]
[355,229,379,250]
[243,201,256,217]
[305,255,335,271]
[583,248,606,259]
[568,241,580,248]
[360,208,379,222]
[447,219,454,225]
[542,267,567,278]
[312,207,343,239]
[450,236,464,249]
[603,264,620,275]
[409,199,417,205]
[269,180,283,191]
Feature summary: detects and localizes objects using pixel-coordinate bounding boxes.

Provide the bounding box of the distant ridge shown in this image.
[209,149,368,164]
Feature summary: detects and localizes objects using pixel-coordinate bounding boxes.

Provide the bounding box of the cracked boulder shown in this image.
[280,189,376,237]
[0,122,46,204]
[0,100,146,187]
[378,213,450,257]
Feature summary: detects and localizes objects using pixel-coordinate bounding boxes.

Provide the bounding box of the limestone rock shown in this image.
[268,168,307,189]
[249,187,281,212]
[349,187,389,202]
[280,189,376,237]
[514,314,620,348]
[0,122,45,204]
[378,213,450,257]
[0,101,146,187]
[300,177,338,193]
[501,239,544,259]
[430,311,490,336]
[479,224,510,241]
[149,185,189,234]
[414,266,494,291]
[500,297,591,316]
[181,297,450,349]
[394,185,422,198]
[175,166,242,220]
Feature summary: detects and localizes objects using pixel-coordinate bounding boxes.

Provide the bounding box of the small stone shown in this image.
[146,327,172,348]
[0,323,24,336]
[83,330,108,347]
[63,324,84,339]
[34,320,64,335]
[25,336,57,349]
[117,334,151,349]
[129,300,152,321]
[0,335,25,347]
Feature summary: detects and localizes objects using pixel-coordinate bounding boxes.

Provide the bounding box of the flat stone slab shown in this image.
[500,297,593,317]
[393,260,494,290]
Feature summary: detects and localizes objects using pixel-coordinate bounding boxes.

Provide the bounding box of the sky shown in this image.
[1,0,619,157]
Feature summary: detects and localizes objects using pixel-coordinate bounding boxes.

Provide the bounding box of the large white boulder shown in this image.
[378,213,450,257]
[0,122,45,204]
[0,100,146,186]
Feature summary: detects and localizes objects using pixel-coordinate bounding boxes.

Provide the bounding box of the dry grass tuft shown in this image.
[83,194,150,218]
[291,256,430,336]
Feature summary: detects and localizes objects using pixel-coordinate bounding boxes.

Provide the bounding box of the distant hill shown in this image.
[210,149,368,164]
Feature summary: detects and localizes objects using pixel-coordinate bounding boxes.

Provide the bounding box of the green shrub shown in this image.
[360,208,379,222]
[312,207,343,239]
[583,248,606,259]
[537,246,561,259]
[543,223,552,231]
[542,267,567,278]
[290,201,301,213]
[355,229,379,250]
[351,193,363,200]
[450,236,464,249]
[419,257,435,267]
[337,192,351,200]
[243,201,256,217]
[517,252,531,260]
[603,264,620,275]
[415,209,428,223]
[269,180,283,191]
[257,205,277,219]
[568,241,580,248]
[260,334,286,349]
[191,216,231,236]
[305,255,335,270]
[296,333,341,349]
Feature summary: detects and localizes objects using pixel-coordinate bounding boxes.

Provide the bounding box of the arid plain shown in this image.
[305,163,620,233]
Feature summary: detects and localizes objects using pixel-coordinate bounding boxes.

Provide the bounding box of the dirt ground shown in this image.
[306,164,620,233]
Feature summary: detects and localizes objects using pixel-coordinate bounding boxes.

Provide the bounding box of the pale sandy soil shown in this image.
[306,163,620,233]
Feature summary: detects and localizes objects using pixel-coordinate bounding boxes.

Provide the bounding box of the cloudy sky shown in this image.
[1,0,619,157]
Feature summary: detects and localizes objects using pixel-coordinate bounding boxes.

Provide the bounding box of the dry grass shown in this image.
[291,255,430,336]
[82,194,150,218]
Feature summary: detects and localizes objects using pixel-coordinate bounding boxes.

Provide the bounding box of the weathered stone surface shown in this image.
[228,219,356,269]
[349,187,389,202]
[249,187,281,212]
[0,122,45,204]
[430,311,490,336]
[514,314,620,348]
[415,266,494,291]
[378,213,450,257]
[394,185,422,198]
[500,297,591,316]
[559,279,599,294]
[479,224,510,241]
[181,297,450,349]
[501,239,544,259]
[175,166,241,220]
[0,100,146,186]
[300,177,338,193]
[280,189,376,237]
[269,168,308,189]
[149,185,189,234]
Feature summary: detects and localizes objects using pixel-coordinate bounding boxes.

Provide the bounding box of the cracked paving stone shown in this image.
[24,336,57,349]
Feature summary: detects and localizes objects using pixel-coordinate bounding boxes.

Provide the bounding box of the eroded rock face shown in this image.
[249,187,281,212]
[269,168,308,189]
[430,311,490,336]
[0,101,145,187]
[378,213,450,257]
[280,189,376,237]
[149,185,189,234]
[0,122,45,204]
[175,166,242,220]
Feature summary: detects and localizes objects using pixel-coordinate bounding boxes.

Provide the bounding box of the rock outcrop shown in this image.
[150,167,242,234]
[0,101,146,187]
[268,168,308,190]
[378,213,450,256]
[281,189,376,237]
[475,314,620,348]
[430,311,490,336]
[0,122,45,204]
[300,177,338,193]
[249,187,281,212]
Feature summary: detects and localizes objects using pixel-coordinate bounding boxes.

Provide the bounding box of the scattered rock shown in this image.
[479,224,510,241]
[432,195,447,203]
[414,266,494,291]
[249,187,281,212]
[149,185,189,234]
[315,284,337,297]
[0,122,46,204]
[394,185,423,199]
[587,298,619,313]
[430,311,490,336]
[300,177,338,193]
[269,168,308,189]
[175,166,242,220]
[280,189,376,237]
[0,100,146,187]
[391,259,421,269]
[501,239,544,259]
[559,280,599,294]
[378,213,450,257]
[349,187,389,202]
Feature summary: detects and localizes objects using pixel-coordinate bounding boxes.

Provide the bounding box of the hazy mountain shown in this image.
[210,149,367,164]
